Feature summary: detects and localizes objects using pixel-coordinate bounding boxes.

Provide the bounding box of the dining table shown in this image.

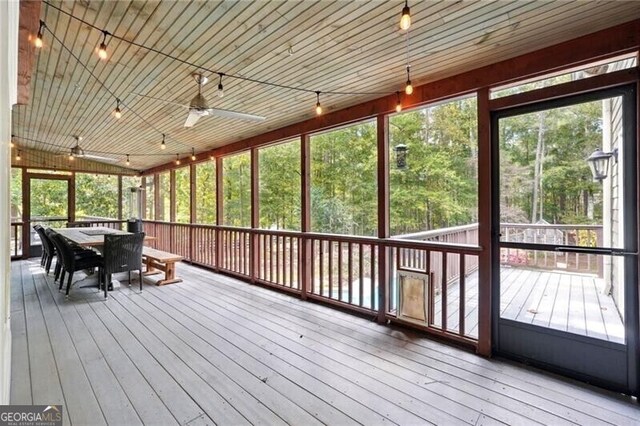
[55,226,155,290]
[56,226,155,249]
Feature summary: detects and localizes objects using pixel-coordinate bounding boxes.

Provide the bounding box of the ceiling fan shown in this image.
[133,73,266,128]
[58,136,118,163]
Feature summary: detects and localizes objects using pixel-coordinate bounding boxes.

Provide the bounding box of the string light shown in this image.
[16,150,21,161]
[210,155,215,161]
[161,134,166,150]
[400,0,411,31]
[126,154,130,166]
[405,66,413,95]
[34,20,44,48]
[10,135,15,148]
[217,73,224,98]
[395,91,402,113]
[191,148,196,161]
[40,3,397,98]
[69,149,75,161]
[175,154,181,165]
[97,30,109,60]
[113,98,122,119]
[315,91,322,115]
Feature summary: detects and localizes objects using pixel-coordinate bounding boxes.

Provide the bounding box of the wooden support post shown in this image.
[189,164,196,262]
[250,148,259,283]
[215,157,223,271]
[477,87,493,357]
[376,114,389,324]
[21,167,30,259]
[117,175,122,220]
[169,169,176,252]
[154,173,160,221]
[141,176,147,219]
[300,134,311,300]
[68,172,75,223]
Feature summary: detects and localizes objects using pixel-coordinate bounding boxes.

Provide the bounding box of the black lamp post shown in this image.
[586,148,618,181]
[394,144,408,169]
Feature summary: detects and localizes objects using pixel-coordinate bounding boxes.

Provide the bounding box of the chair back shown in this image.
[35,226,55,257]
[49,233,75,271]
[103,233,145,275]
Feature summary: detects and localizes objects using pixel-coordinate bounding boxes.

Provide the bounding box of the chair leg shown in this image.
[65,271,74,296]
[139,269,143,292]
[54,262,61,282]
[128,271,132,287]
[45,256,53,275]
[59,269,66,291]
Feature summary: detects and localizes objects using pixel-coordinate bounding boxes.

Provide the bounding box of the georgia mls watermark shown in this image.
[0,405,63,426]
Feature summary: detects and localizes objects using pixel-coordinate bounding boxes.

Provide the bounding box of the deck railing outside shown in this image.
[10,222,22,259]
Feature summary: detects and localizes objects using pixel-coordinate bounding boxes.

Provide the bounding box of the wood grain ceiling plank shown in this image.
[63,3,196,151]
[69,1,250,155]
[13,1,640,170]
[29,1,115,151]
[161,2,635,159]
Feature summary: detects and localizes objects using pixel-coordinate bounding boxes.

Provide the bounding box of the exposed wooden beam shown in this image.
[17,0,41,105]
[142,18,640,175]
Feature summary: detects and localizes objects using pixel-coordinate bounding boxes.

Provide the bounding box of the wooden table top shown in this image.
[56,227,154,247]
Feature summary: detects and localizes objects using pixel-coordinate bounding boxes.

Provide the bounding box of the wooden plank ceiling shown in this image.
[11,0,640,171]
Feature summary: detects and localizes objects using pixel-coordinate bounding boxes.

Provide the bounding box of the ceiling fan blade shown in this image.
[130,92,191,109]
[206,107,266,122]
[184,110,202,128]
[79,154,119,163]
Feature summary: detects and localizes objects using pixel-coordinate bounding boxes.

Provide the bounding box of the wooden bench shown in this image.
[142,247,183,286]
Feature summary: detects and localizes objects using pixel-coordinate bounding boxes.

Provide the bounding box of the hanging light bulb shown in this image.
[69,149,75,161]
[217,73,224,98]
[191,148,196,161]
[175,154,181,166]
[161,133,166,150]
[34,20,44,48]
[400,0,411,31]
[10,135,15,148]
[126,154,130,166]
[210,155,215,161]
[315,91,322,115]
[405,66,413,95]
[97,30,109,60]
[16,150,21,161]
[113,98,122,119]
[395,91,402,113]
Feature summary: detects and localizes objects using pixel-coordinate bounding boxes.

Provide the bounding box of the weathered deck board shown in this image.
[10,259,640,426]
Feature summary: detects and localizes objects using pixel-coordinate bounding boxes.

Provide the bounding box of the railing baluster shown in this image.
[328,240,333,300]
[348,243,353,304]
[442,252,448,331]
[459,255,466,336]
[338,242,343,302]
[359,243,364,307]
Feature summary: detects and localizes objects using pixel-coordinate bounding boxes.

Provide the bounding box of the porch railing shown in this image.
[141,220,482,345]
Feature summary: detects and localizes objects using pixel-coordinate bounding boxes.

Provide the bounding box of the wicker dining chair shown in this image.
[102,233,146,298]
[46,228,99,283]
[50,233,103,297]
[34,225,57,273]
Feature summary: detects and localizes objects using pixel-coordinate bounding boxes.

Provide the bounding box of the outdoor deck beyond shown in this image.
[10,259,640,425]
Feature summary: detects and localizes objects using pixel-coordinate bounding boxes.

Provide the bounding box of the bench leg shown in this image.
[156,261,183,286]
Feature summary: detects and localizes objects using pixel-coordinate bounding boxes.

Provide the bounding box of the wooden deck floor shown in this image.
[437,267,625,343]
[10,259,640,425]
